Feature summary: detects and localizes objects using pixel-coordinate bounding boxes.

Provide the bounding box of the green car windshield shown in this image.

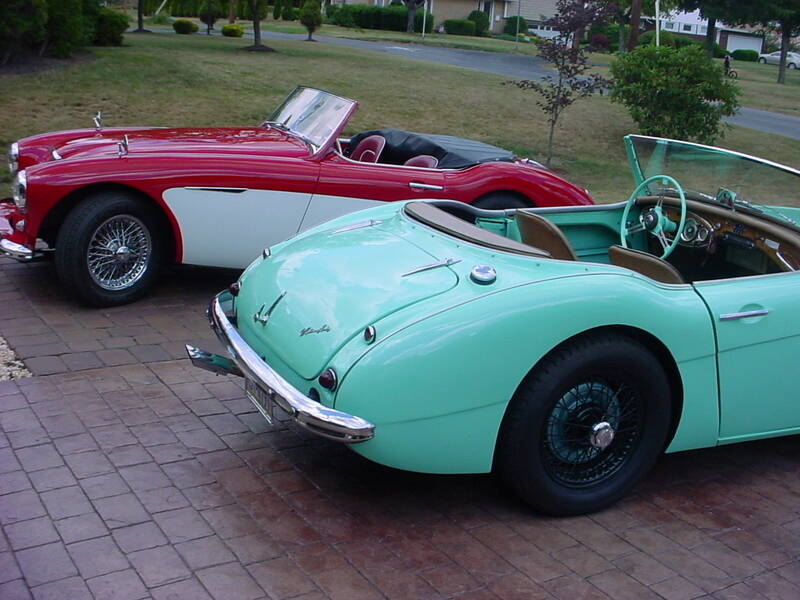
[625,135,799,218]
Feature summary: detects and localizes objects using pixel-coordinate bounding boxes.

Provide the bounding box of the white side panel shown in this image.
[163,188,312,269]
[725,33,761,53]
[298,194,383,233]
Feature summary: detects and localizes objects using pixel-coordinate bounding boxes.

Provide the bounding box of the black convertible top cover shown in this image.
[348,129,516,169]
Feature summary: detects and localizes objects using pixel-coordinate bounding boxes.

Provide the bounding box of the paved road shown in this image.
[723,107,800,141]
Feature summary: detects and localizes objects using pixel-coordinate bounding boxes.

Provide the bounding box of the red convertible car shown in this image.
[2,87,593,306]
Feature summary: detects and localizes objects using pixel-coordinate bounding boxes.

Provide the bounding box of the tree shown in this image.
[627,0,642,50]
[199,1,221,34]
[512,0,611,166]
[677,1,757,58]
[299,0,322,40]
[611,44,739,142]
[245,0,275,51]
[402,0,424,33]
[136,0,146,32]
[44,0,84,57]
[749,0,800,84]
[229,0,236,23]
[0,0,47,64]
[273,0,282,19]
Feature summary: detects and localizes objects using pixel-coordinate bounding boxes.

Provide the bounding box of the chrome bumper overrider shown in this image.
[186,292,375,443]
[0,237,34,261]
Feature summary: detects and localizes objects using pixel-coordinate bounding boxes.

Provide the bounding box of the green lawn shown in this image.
[1,33,798,204]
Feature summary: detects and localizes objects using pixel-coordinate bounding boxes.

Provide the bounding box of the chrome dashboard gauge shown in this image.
[680,218,698,242]
[696,226,710,243]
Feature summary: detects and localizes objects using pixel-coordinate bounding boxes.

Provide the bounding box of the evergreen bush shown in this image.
[93,8,130,45]
[467,10,488,36]
[444,19,475,36]
[221,22,244,36]
[173,18,196,33]
[731,49,758,62]
[503,15,527,36]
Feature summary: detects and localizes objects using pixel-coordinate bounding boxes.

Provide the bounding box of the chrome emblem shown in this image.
[300,325,331,337]
[253,291,286,326]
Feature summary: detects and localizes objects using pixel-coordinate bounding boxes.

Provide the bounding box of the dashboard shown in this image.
[651,204,800,274]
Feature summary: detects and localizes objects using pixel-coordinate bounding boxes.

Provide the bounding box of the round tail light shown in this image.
[318,368,337,391]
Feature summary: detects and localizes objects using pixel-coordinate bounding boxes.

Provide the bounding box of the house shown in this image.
[656,10,765,53]
[367,0,545,34]
[503,0,559,37]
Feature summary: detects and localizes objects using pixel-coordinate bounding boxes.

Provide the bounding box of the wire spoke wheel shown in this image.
[541,380,643,488]
[86,214,152,291]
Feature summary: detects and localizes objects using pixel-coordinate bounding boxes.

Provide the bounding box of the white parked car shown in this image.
[758,51,799,69]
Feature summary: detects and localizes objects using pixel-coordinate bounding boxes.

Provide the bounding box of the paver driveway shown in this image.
[2,256,800,600]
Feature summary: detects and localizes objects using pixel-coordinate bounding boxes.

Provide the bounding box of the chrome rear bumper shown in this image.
[186,291,375,443]
[0,237,34,261]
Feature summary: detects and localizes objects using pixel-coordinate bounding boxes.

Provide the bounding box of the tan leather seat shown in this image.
[608,245,685,284]
[515,211,578,261]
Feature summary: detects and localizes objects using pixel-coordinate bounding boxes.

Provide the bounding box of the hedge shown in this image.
[173,18,196,33]
[503,15,527,36]
[93,8,129,45]
[732,49,758,62]
[331,5,433,33]
[444,19,475,36]
[221,23,244,36]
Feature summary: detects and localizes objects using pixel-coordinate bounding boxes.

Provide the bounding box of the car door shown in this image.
[306,154,446,230]
[693,271,800,442]
[162,157,320,269]
[769,51,781,65]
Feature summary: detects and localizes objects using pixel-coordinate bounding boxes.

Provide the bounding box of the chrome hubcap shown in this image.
[87,215,151,291]
[590,421,615,450]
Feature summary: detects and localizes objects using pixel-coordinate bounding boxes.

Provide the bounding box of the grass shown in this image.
[1,33,798,205]
[587,51,800,116]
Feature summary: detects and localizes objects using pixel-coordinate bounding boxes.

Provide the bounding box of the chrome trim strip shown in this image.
[409,182,444,190]
[188,293,375,443]
[719,309,770,321]
[402,257,461,277]
[184,187,247,194]
[330,219,383,234]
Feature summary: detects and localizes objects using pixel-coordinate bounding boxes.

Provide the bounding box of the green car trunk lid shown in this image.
[236,224,458,380]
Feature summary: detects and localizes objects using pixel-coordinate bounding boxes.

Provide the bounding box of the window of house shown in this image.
[664,22,674,29]
[700,26,707,34]
[683,24,692,32]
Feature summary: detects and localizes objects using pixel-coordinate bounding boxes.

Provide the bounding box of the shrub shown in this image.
[638,30,675,47]
[332,5,432,33]
[45,0,85,57]
[148,12,174,25]
[221,22,244,36]
[467,10,489,36]
[673,34,698,49]
[282,5,297,20]
[173,18,196,33]
[503,15,527,36]
[324,2,337,19]
[300,0,322,39]
[444,19,475,36]
[93,8,129,45]
[731,49,758,62]
[273,0,282,19]
[611,44,740,143]
[590,33,609,50]
[0,0,48,63]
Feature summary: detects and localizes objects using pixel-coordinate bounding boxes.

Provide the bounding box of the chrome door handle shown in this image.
[409,182,443,191]
[719,309,770,321]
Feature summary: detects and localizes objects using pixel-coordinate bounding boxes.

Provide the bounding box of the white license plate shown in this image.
[245,378,276,424]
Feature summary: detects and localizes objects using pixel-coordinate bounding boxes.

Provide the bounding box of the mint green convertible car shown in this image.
[188,135,800,515]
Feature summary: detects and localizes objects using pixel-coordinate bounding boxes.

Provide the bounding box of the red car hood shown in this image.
[54,127,310,160]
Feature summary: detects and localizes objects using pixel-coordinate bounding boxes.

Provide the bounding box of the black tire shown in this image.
[496,333,672,515]
[472,192,531,210]
[55,191,164,307]
[728,70,738,79]
[758,58,767,64]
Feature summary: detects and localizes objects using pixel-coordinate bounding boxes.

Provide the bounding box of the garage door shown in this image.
[726,33,762,53]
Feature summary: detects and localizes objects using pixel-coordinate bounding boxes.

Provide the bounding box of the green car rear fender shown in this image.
[334,272,719,474]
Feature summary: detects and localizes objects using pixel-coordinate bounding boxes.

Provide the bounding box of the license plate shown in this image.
[245,378,275,424]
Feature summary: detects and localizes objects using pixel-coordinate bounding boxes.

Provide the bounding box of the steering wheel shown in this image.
[620,175,687,260]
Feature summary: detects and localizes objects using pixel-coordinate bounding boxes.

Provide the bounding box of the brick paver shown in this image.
[3,257,800,599]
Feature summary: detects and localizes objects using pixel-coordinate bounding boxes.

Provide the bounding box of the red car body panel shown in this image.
[4,100,593,269]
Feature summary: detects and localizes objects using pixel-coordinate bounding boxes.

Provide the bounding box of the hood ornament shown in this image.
[253,291,286,325]
[300,325,331,337]
[93,111,103,130]
[117,134,129,158]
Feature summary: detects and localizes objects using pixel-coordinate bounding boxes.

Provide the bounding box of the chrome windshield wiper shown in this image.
[402,257,461,277]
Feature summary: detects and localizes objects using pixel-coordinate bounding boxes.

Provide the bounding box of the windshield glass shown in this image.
[266,87,356,150]
[626,135,799,208]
